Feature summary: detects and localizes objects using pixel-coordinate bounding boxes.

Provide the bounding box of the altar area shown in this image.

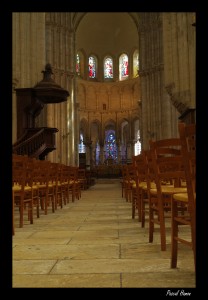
[92,163,122,178]
[91,153,123,178]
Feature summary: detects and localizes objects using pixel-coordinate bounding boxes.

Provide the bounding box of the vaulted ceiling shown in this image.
[71,12,139,32]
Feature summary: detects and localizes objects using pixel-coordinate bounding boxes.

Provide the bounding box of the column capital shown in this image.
[12,78,19,91]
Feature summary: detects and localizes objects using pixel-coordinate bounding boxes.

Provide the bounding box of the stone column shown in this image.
[126,140,135,164]
[13,12,46,143]
[188,13,196,108]
[139,13,173,147]
[84,140,92,170]
[68,29,77,166]
[116,140,121,164]
[99,143,105,165]
[163,13,195,117]
[12,79,19,143]
[91,141,96,167]
[45,14,54,161]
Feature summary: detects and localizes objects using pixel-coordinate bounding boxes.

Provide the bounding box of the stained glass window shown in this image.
[134,130,141,155]
[79,133,86,153]
[133,50,139,77]
[105,130,117,161]
[104,57,113,78]
[119,54,129,81]
[89,56,96,78]
[95,141,100,165]
[76,53,80,75]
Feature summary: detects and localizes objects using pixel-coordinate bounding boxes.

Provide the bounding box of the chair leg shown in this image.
[12,193,15,235]
[171,199,178,268]
[20,199,24,228]
[132,197,135,219]
[137,192,141,222]
[158,196,166,251]
[149,201,154,243]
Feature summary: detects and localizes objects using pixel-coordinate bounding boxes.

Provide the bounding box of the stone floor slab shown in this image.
[50,258,192,274]
[121,272,195,288]
[13,274,121,288]
[13,179,195,288]
[13,260,56,274]
[13,244,119,260]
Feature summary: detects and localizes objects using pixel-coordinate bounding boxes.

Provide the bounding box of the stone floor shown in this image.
[13,179,195,290]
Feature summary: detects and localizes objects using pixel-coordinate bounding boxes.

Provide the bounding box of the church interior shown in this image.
[12,12,196,289]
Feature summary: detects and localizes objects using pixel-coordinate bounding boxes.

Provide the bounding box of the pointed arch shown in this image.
[76,49,85,78]
[132,117,141,155]
[88,55,97,79]
[119,53,129,81]
[79,118,88,153]
[133,49,139,78]
[104,56,113,79]
[80,118,89,141]
[90,119,101,144]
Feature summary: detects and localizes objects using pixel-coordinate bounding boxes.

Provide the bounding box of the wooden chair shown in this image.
[33,160,55,215]
[132,154,148,221]
[78,169,87,190]
[171,122,196,269]
[120,165,127,198]
[12,155,34,230]
[140,150,156,228]
[68,166,81,202]
[148,138,187,251]
[61,164,71,205]
[52,163,64,209]
[26,157,40,219]
[124,164,135,203]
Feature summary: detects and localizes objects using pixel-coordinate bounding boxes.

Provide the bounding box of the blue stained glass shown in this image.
[105,130,117,160]
[79,134,86,153]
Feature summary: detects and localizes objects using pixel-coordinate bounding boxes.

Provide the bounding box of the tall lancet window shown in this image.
[79,133,86,153]
[133,49,139,78]
[134,130,141,155]
[104,57,113,79]
[76,53,80,76]
[88,56,96,78]
[119,54,129,81]
[105,130,117,161]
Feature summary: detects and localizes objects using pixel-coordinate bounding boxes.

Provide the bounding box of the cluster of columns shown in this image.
[45,13,77,166]
[138,13,176,149]
[12,13,46,143]
[138,13,195,149]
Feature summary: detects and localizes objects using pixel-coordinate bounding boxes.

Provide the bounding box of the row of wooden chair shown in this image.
[120,122,196,270]
[12,156,88,235]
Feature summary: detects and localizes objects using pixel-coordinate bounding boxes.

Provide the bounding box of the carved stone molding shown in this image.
[53,69,74,79]
[66,71,74,79]
[165,83,189,114]
[139,65,164,77]
[12,78,19,91]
